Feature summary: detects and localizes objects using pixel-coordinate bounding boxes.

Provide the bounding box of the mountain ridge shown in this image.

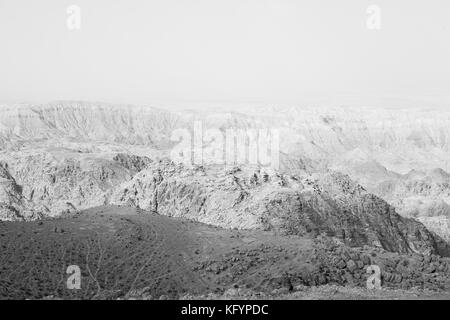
[0,101,449,257]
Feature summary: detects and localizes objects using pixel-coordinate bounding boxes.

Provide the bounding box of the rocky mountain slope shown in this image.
[0,102,181,150]
[0,149,448,257]
[1,206,449,300]
[109,160,450,257]
[332,154,450,240]
[2,102,450,171]
[0,161,42,221]
[0,101,449,257]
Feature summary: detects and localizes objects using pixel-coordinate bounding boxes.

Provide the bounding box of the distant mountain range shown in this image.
[1,101,449,251]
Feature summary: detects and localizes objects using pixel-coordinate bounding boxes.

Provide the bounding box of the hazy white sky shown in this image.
[1,0,450,105]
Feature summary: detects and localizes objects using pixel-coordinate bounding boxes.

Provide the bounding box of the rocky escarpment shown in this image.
[0,102,449,258]
[2,153,141,218]
[373,168,450,218]
[333,156,450,241]
[2,150,445,257]
[3,102,450,173]
[0,162,43,221]
[112,153,153,172]
[109,159,450,257]
[1,206,449,300]
[0,102,182,150]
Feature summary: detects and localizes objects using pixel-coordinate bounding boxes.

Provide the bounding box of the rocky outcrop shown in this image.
[336,159,450,241]
[6,154,135,217]
[308,236,450,291]
[0,102,449,257]
[0,102,182,150]
[417,216,450,242]
[3,102,450,172]
[0,162,42,221]
[109,160,450,257]
[112,153,153,173]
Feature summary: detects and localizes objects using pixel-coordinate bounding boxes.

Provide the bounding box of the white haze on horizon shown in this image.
[1,0,450,108]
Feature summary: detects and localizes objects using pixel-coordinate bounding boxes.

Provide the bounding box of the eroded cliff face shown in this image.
[0,152,151,218]
[1,150,447,257]
[108,161,449,257]
[0,102,182,149]
[0,101,449,256]
[2,102,450,171]
[0,162,42,221]
[331,155,450,240]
